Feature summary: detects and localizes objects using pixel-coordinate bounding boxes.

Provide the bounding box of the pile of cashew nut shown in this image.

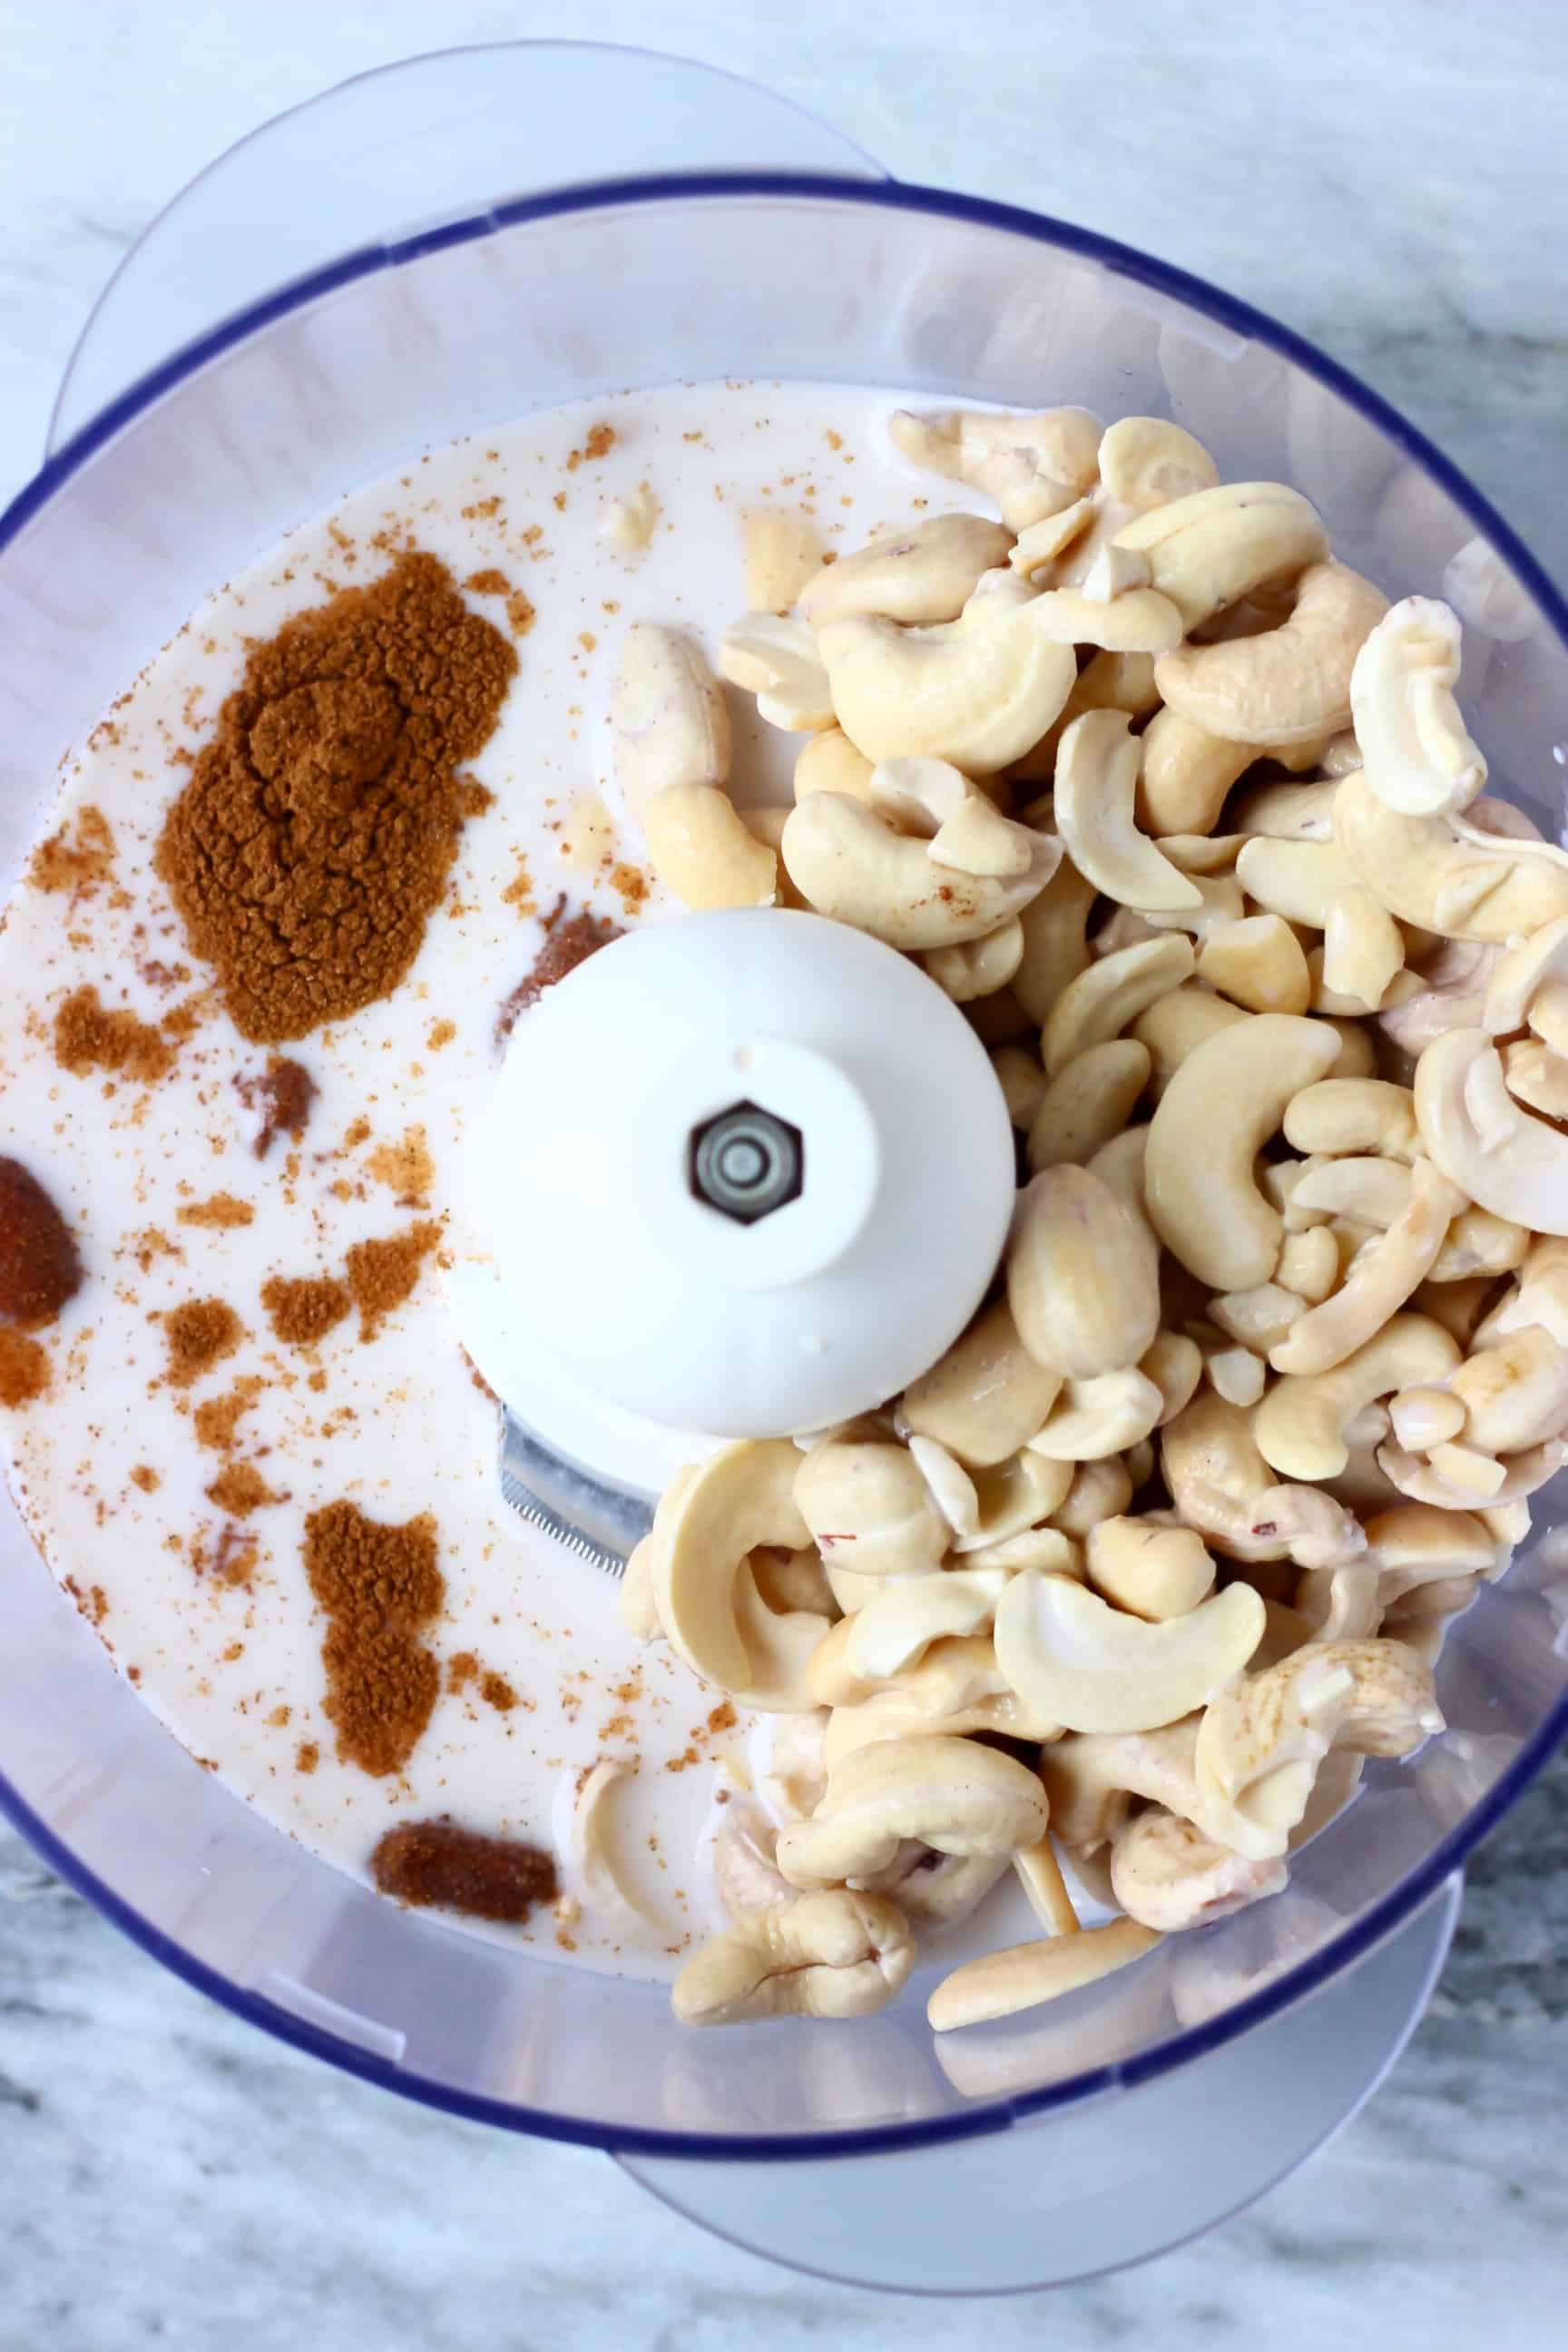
[608,405,1568,2034]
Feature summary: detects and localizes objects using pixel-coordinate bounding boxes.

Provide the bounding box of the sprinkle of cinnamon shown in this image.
[204,1462,283,1516]
[345,1221,440,1341]
[0,1328,50,1406]
[54,985,173,1084]
[237,1057,317,1159]
[177,1193,255,1230]
[164,1298,243,1387]
[29,804,116,897]
[370,1818,556,1923]
[303,1500,444,1778]
[260,1273,351,1347]
[365,1126,435,1205]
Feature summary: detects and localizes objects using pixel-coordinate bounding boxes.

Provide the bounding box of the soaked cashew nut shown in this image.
[1450,1321,1568,1455]
[573,1760,661,1926]
[927,795,1037,880]
[1086,1515,1216,1621]
[1011,647,1162,782]
[1322,886,1406,1009]
[1284,1076,1421,1162]
[621,1534,663,1642]
[794,1430,949,1578]
[1378,1436,1565,1509]
[1144,1014,1341,1289]
[817,585,1078,773]
[643,784,779,908]
[901,1296,1063,1467]
[1266,1158,1464,1376]
[1154,562,1387,746]
[1161,1390,1334,1565]
[650,1441,828,1706]
[1027,1367,1165,1460]
[1014,857,1098,1023]
[1043,934,1196,1072]
[1387,1386,1467,1453]
[1007,1164,1161,1377]
[780,791,1058,951]
[611,622,732,818]
[672,1889,914,2024]
[711,1803,795,1921]
[1501,1039,1568,1121]
[1112,481,1329,632]
[1055,711,1203,914]
[1334,771,1568,941]
[923,918,1025,1004]
[1027,1038,1152,1170]
[1349,596,1486,818]
[793,726,875,804]
[1231,776,1340,839]
[863,1844,1012,1928]
[717,612,835,730]
[954,1449,1075,1550]
[1111,1808,1288,1931]
[1049,1455,1136,1539]
[1427,1204,1528,1283]
[1483,914,1568,1038]
[1233,836,1359,928]
[1416,1027,1568,1237]
[1132,982,1249,1094]
[1098,416,1220,512]
[808,1570,1013,1704]
[1289,1159,1416,1226]
[1208,1282,1308,1355]
[1041,1718,1204,1851]
[1026,583,1186,655]
[776,1733,1048,1889]
[928,1917,1161,2032]
[1135,710,1325,838]
[994,1571,1264,1735]
[1255,1314,1461,1479]
[742,509,824,612]
[1142,870,1248,944]
[992,1044,1049,1130]
[1194,1637,1443,1860]
[888,405,1102,531]
[1197,914,1312,1014]
[1013,1835,1082,1936]
[799,513,1013,626]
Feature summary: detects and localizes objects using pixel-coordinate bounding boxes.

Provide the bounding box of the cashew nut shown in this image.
[1007,1164,1161,1376]
[1450,1321,1568,1455]
[1110,1808,1288,1931]
[1027,583,1186,655]
[1012,648,1162,782]
[799,513,1014,626]
[1131,982,1249,1093]
[1049,1455,1135,1539]
[1134,710,1326,838]
[1209,1283,1308,1355]
[643,784,779,909]
[1013,856,1098,1023]
[1027,1367,1165,1460]
[1112,481,1329,632]
[1193,1637,1443,1859]
[1349,596,1486,818]
[1255,1314,1461,1478]
[1322,886,1406,1010]
[888,405,1101,530]
[992,1044,1049,1130]
[1378,1435,1564,1509]
[1144,1013,1341,1288]
[1086,1515,1216,1621]
[924,918,1025,1004]
[928,1917,1161,2032]
[864,1844,1012,1928]
[1154,562,1387,747]
[1197,914,1312,1014]
[621,1534,662,1642]
[1099,416,1220,512]
[776,1733,1048,1889]
[1041,1717,1205,1851]
[672,1889,914,2024]
[649,1442,830,1707]
[817,579,1082,774]
[1044,934,1196,1072]
[711,1803,795,1921]
[901,1295,1062,1467]
[1484,915,1568,1038]
[1284,1076,1421,1162]
[1334,771,1568,940]
[794,1430,949,1579]
[1501,1039,1568,1121]
[1161,1390,1353,1566]
[955,1448,1075,1550]
[1231,776,1340,840]
[611,622,731,818]
[815,1569,1013,1700]
[1416,1027,1568,1237]
[793,726,875,804]
[1276,1225,1340,1303]
[780,790,1057,950]
[717,612,835,731]
[1234,835,1359,928]
[1267,1158,1465,1377]
[1055,711,1203,914]
[994,1571,1264,1735]
[1026,1038,1152,1171]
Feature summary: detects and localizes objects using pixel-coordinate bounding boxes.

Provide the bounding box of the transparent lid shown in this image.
[3,45,1566,2181]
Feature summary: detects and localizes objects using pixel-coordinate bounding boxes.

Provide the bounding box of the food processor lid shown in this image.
[450,907,1014,1464]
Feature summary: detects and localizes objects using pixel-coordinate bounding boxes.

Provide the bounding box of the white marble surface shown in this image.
[2,0,1568,2341]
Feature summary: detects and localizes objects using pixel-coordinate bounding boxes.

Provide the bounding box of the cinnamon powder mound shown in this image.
[177,1193,255,1230]
[304,1500,444,1778]
[260,1274,351,1348]
[156,552,516,1043]
[204,1463,281,1516]
[30,804,116,897]
[370,1818,556,1923]
[193,1378,262,1450]
[237,1057,317,1159]
[0,1328,50,1407]
[345,1220,440,1340]
[54,985,173,1083]
[495,901,622,1044]
[165,1298,244,1387]
[0,1157,83,1325]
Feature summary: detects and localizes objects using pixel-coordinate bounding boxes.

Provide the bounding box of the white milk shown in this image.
[0,380,1047,1980]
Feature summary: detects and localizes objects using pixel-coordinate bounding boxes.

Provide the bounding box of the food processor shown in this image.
[4,39,1567,2297]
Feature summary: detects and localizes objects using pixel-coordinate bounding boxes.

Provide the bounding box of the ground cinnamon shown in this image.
[495,899,622,1044]
[157,553,515,1042]
[345,1220,440,1339]
[0,1158,83,1325]
[54,985,173,1084]
[370,1818,556,1923]
[260,1274,351,1348]
[237,1057,317,1158]
[303,1499,444,1778]
[0,1328,49,1406]
[164,1298,244,1387]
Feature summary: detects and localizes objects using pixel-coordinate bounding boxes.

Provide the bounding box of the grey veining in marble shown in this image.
[3,1,1568,2343]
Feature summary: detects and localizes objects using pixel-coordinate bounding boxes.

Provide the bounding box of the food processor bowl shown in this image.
[3,40,1567,2295]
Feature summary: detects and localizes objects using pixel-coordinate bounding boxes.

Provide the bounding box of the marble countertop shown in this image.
[3,1,1567,2342]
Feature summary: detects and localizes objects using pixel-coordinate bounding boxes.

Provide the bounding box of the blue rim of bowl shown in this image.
[2,169,1566,2163]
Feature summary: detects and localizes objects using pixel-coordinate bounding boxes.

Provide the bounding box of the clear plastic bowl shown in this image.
[3,157,1567,2166]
